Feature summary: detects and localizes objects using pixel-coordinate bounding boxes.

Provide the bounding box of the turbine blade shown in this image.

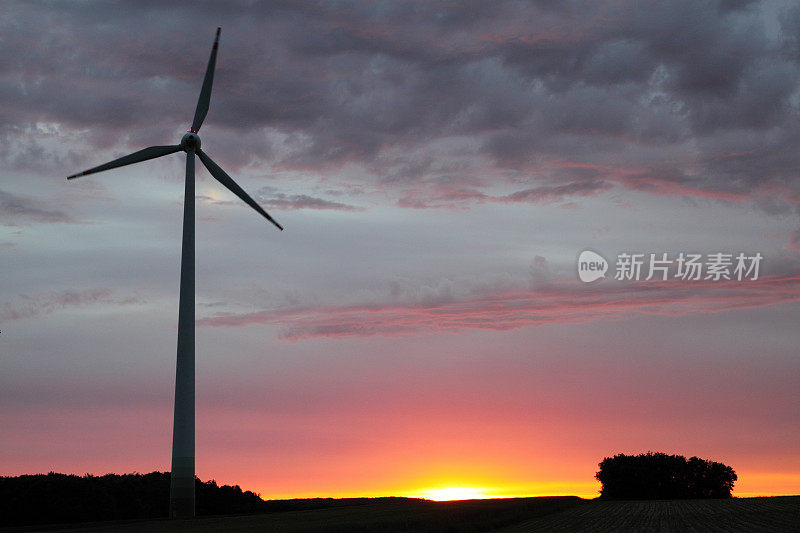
[190,27,221,133]
[67,145,182,179]
[197,149,283,231]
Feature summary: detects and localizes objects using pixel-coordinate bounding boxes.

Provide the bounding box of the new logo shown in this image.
[578,250,608,282]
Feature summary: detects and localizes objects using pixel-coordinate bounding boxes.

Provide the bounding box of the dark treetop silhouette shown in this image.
[596,452,737,499]
[67,27,282,519]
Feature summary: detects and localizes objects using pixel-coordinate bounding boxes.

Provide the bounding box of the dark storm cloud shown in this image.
[2,0,799,214]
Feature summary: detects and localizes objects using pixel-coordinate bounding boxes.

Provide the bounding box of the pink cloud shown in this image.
[615,174,752,202]
[198,275,800,340]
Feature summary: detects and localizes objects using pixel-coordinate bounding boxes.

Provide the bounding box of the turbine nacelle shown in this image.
[181,132,201,152]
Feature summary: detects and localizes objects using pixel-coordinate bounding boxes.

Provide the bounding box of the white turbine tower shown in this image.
[67,27,282,518]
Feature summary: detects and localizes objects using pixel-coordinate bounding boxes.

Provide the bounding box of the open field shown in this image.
[498,496,800,532]
[6,496,798,532]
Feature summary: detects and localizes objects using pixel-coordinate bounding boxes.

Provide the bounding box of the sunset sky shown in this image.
[1,0,799,500]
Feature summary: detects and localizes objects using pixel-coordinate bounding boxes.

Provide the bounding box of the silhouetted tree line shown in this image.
[0,472,424,527]
[596,452,737,499]
[0,472,263,527]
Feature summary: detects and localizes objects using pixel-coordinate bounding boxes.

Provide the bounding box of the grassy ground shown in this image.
[7,496,798,532]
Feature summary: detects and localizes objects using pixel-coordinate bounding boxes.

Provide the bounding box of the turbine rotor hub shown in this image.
[181,132,201,151]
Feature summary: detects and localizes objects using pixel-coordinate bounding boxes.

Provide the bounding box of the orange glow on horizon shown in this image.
[246,478,604,502]
[419,487,494,501]
[242,472,799,502]
[733,472,800,498]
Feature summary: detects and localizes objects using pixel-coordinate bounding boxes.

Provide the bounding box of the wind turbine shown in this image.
[67,27,282,519]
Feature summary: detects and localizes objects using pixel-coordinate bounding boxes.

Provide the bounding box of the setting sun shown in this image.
[421,487,493,501]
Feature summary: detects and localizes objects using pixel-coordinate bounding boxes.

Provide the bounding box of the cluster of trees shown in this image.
[0,472,422,527]
[596,452,737,499]
[0,472,264,527]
